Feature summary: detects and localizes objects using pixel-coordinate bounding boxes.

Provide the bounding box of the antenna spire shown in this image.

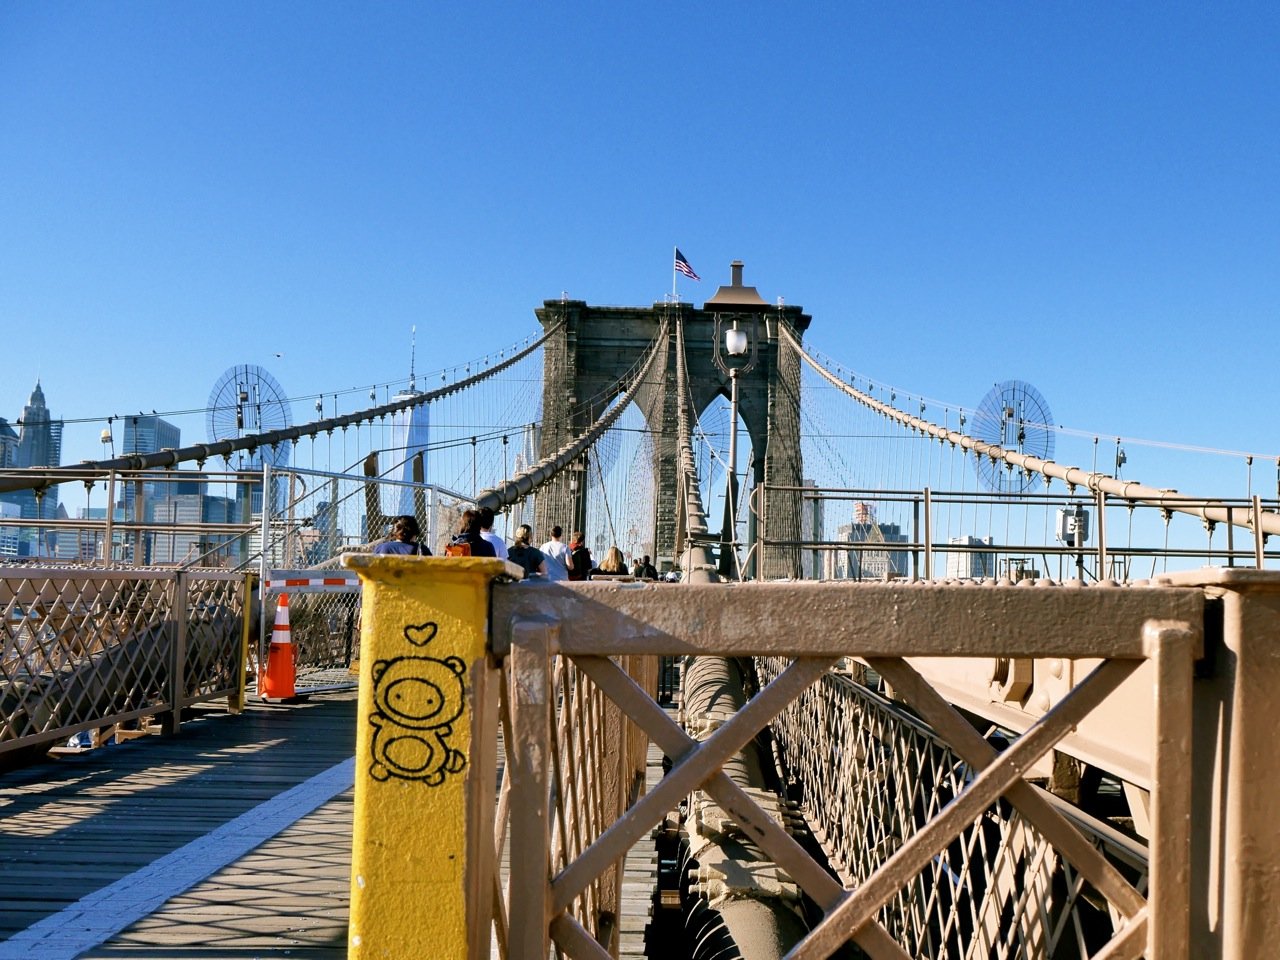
[408,325,417,392]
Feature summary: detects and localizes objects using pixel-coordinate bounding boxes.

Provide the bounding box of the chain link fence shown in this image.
[254,467,477,688]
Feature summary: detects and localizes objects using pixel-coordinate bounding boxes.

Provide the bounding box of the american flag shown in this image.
[674,249,700,281]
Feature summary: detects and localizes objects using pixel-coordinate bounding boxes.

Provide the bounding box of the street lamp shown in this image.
[707,261,768,580]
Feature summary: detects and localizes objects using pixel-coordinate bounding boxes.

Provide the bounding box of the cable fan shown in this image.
[206,364,293,471]
[970,380,1054,494]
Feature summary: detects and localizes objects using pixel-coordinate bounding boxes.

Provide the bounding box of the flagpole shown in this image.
[672,245,678,302]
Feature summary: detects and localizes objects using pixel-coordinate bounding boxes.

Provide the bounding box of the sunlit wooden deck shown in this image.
[0,690,662,959]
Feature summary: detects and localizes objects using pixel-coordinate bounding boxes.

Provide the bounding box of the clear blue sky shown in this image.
[2,3,1277,497]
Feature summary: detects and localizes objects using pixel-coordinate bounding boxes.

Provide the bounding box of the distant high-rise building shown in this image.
[0,418,18,468]
[122,415,181,459]
[835,503,909,580]
[389,389,430,517]
[0,381,63,556]
[386,329,431,518]
[0,502,19,557]
[946,535,996,579]
[799,479,824,579]
[15,381,62,471]
[150,482,239,566]
[104,414,183,563]
[118,414,182,513]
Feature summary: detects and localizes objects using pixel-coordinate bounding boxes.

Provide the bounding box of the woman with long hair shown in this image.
[590,545,628,577]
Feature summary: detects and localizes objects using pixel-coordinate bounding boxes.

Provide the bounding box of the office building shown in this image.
[118,415,182,515]
[0,418,17,468]
[389,388,430,517]
[835,502,909,581]
[0,382,63,556]
[946,535,997,579]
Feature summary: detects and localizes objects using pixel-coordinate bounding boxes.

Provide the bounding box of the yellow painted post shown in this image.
[344,555,510,959]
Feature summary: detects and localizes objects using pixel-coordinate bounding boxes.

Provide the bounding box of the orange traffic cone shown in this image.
[260,593,296,700]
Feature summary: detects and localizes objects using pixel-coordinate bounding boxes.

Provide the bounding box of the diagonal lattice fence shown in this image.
[758,657,1150,959]
[1,568,247,758]
[489,578,1200,959]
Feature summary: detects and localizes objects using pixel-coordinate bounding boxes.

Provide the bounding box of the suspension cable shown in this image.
[0,321,562,495]
[782,322,1280,538]
[475,320,670,512]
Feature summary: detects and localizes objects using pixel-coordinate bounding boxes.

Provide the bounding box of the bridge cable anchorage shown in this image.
[780,322,1280,539]
[474,320,670,514]
[0,320,563,496]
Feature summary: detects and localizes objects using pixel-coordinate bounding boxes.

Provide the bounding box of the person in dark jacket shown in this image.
[447,509,497,557]
[567,531,592,581]
[373,515,431,555]
[507,524,547,577]
[590,546,629,578]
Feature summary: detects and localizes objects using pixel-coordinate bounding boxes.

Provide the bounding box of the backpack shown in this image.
[444,539,472,558]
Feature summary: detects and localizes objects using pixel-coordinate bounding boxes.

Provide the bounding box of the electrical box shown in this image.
[1055,507,1090,544]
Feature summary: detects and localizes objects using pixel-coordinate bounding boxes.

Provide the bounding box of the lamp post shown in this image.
[708,261,766,580]
[566,457,587,536]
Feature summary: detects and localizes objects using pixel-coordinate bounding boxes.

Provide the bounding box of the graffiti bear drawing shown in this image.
[368,653,468,785]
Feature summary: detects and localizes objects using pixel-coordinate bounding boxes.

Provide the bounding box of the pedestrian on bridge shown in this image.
[373,515,431,555]
[567,532,592,581]
[590,545,628,578]
[506,527,547,578]
[446,509,497,557]
[540,526,572,581]
[507,524,547,578]
[478,506,508,560]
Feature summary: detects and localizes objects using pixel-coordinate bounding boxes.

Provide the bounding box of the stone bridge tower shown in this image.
[533,262,811,579]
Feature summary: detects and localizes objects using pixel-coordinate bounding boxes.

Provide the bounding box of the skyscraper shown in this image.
[112,414,183,563]
[118,414,182,512]
[15,381,62,472]
[389,390,430,518]
[0,418,17,468]
[0,382,63,556]
[387,332,429,519]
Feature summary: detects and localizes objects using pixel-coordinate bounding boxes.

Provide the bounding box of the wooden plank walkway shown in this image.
[0,690,667,959]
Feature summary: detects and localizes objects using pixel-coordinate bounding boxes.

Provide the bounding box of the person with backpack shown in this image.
[567,531,592,582]
[373,515,431,555]
[507,524,547,578]
[445,509,497,557]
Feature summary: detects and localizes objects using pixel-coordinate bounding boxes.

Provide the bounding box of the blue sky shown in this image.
[2,3,1277,500]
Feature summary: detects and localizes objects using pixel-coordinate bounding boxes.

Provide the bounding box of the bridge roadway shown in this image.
[0,691,664,959]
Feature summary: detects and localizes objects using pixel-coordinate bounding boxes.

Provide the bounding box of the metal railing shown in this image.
[1,566,249,758]
[0,463,484,693]
[484,577,1209,958]
[495,641,656,956]
[758,484,1280,584]
[758,657,1151,958]
[0,468,262,568]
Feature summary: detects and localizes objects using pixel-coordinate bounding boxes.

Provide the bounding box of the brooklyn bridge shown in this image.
[1,263,1274,959]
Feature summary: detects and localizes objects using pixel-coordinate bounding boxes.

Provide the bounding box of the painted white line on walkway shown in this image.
[0,756,355,960]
